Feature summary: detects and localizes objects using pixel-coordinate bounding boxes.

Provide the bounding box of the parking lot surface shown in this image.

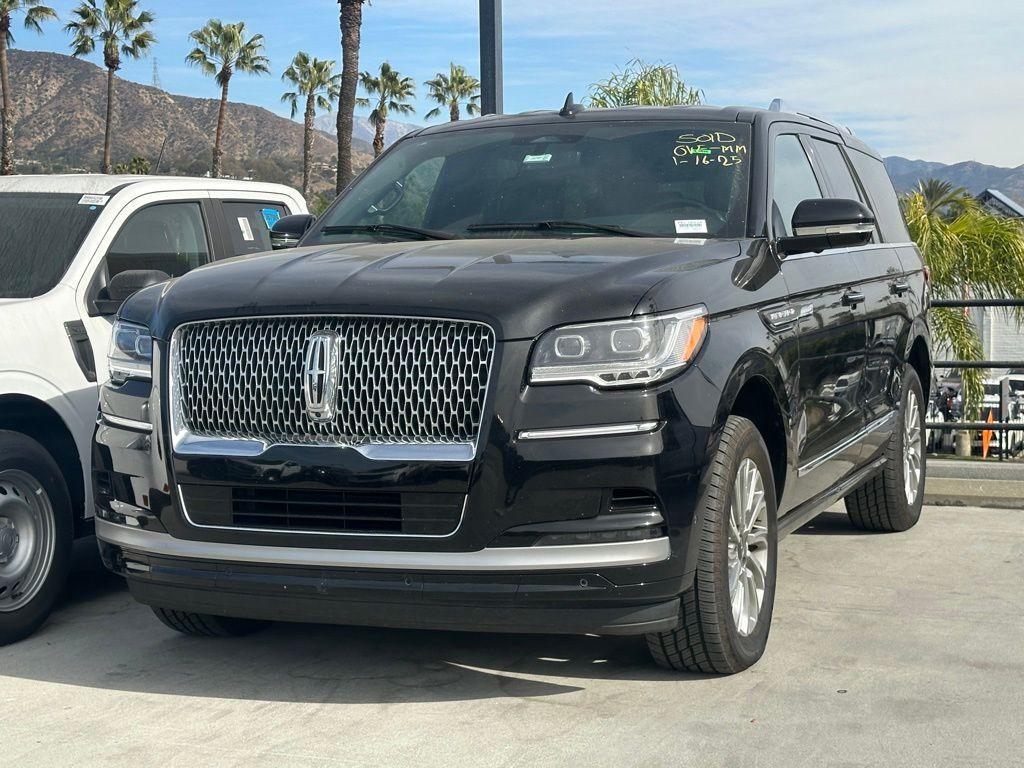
[1,504,1021,768]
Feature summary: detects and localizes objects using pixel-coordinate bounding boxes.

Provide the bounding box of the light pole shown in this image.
[479,0,503,115]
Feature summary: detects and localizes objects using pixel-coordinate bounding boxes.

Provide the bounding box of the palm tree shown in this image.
[357,62,415,157]
[589,59,702,108]
[336,0,365,194]
[424,63,480,122]
[282,52,340,199]
[186,19,269,178]
[0,1,57,174]
[914,178,970,217]
[66,0,155,174]
[903,184,1024,413]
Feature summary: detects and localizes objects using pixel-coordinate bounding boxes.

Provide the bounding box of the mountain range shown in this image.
[6,49,372,184]
[883,157,1024,204]
[314,113,421,149]
[3,49,1022,206]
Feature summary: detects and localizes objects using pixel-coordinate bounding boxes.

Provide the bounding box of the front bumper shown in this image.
[94,334,723,636]
[97,520,681,636]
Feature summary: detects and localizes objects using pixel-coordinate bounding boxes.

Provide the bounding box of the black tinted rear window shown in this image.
[0,193,103,298]
[847,151,911,243]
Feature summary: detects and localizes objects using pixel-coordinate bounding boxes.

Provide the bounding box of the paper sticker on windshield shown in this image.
[78,194,109,206]
[237,216,255,241]
[523,153,552,164]
[261,208,282,229]
[675,219,708,234]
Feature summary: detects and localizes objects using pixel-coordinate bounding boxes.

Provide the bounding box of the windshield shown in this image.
[308,120,751,243]
[0,193,104,298]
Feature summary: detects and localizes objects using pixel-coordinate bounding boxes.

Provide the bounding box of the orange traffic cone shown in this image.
[982,409,995,459]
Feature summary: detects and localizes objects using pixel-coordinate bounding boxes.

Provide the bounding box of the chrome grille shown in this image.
[172,316,495,448]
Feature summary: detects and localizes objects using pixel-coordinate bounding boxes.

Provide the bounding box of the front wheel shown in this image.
[646,415,778,674]
[844,365,926,532]
[0,431,74,646]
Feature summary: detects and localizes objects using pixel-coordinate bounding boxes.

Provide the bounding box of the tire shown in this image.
[151,607,270,637]
[844,365,925,533]
[0,431,74,646]
[646,415,778,674]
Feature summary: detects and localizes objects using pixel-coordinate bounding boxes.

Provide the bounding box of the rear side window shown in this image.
[771,134,822,236]
[106,202,210,279]
[809,139,863,202]
[222,201,288,255]
[847,150,911,243]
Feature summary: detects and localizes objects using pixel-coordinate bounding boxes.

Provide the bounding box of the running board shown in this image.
[777,456,887,538]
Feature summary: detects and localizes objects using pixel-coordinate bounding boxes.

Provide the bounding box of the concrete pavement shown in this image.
[1,504,1022,768]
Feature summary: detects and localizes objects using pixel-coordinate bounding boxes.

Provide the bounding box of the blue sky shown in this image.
[16,0,1023,166]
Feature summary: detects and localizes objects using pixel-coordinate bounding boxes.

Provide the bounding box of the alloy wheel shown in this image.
[0,470,56,613]
[904,389,923,505]
[727,458,770,637]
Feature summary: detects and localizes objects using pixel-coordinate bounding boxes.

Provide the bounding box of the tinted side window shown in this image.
[847,150,911,243]
[772,134,822,236]
[810,139,863,202]
[106,202,210,279]
[222,201,289,255]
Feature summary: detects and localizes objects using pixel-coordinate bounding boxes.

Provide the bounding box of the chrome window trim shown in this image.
[797,411,896,477]
[518,421,661,441]
[168,313,496,462]
[177,485,469,539]
[782,241,916,261]
[96,518,671,571]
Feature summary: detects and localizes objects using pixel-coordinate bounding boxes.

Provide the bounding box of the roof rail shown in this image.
[767,98,854,136]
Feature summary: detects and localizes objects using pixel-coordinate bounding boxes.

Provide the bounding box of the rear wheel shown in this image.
[151,607,270,637]
[646,416,778,674]
[0,431,74,646]
[845,366,925,532]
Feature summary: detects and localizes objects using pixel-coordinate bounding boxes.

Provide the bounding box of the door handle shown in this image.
[842,290,866,308]
[890,279,911,296]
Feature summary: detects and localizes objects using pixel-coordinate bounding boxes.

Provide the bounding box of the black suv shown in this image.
[93,102,931,674]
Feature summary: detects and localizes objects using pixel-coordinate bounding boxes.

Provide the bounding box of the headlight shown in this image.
[529,306,707,387]
[108,320,153,383]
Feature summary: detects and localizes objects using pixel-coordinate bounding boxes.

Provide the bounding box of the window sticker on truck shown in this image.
[78,194,110,206]
[237,217,255,241]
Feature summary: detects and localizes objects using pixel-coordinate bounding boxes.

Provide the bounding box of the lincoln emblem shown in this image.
[302,330,341,423]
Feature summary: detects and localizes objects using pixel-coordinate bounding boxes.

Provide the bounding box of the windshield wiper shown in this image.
[320,223,462,240]
[466,220,651,238]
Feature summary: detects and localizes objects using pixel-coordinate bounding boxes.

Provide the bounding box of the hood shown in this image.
[131,237,743,340]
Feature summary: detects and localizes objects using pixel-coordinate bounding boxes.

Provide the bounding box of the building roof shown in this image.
[978,188,1024,219]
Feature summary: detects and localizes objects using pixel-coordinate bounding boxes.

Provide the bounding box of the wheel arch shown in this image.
[906,327,933,395]
[0,394,86,536]
[713,352,792,504]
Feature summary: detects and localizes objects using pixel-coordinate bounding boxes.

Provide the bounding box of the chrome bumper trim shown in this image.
[170,431,475,462]
[518,421,661,441]
[98,412,152,432]
[96,519,671,572]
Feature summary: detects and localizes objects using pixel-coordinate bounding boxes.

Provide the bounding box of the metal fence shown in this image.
[927,298,1024,459]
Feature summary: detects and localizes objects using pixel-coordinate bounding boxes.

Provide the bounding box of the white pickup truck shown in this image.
[0,174,307,644]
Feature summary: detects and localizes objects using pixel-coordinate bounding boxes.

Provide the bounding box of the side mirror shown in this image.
[270,213,315,249]
[777,198,875,256]
[93,269,170,315]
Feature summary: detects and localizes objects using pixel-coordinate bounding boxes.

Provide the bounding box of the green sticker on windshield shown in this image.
[523,153,552,164]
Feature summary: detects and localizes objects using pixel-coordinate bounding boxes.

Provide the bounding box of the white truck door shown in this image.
[75,191,215,384]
